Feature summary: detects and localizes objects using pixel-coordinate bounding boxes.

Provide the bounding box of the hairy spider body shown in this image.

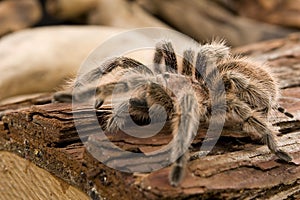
[53,40,293,187]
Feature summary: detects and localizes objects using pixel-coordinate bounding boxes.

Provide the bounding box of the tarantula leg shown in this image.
[106,99,155,132]
[129,97,153,125]
[170,153,188,187]
[146,82,174,116]
[198,41,230,61]
[79,57,153,84]
[153,40,178,73]
[52,91,73,102]
[277,106,294,118]
[71,75,148,108]
[169,92,200,186]
[229,97,293,162]
[106,101,130,132]
[195,52,207,81]
[105,86,149,131]
[225,72,294,119]
[262,129,292,162]
[195,53,220,87]
[182,49,195,77]
[223,71,249,91]
[194,41,230,83]
[102,57,153,75]
[106,82,173,131]
[53,57,153,103]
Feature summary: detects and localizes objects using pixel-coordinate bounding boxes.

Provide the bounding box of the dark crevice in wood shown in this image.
[281,84,300,90]
[276,120,300,134]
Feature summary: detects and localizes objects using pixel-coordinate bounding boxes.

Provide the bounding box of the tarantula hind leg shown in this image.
[230,98,293,162]
[107,97,152,130]
[106,83,174,132]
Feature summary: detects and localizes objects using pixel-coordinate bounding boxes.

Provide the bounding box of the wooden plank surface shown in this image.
[1,34,300,199]
[0,151,89,200]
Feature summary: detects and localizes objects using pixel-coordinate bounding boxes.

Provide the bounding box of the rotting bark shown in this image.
[1,34,300,199]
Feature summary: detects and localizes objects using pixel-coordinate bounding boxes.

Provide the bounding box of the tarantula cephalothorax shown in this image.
[53,40,294,187]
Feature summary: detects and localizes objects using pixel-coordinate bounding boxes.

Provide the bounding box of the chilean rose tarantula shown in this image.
[53,40,294,187]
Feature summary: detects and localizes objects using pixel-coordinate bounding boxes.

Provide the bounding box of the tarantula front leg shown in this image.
[182,49,195,77]
[53,57,153,103]
[223,71,272,116]
[106,82,174,132]
[223,70,294,118]
[169,90,201,186]
[228,96,292,162]
[69,75,149,109]
[77,57,153,86]
[153,40,178,73]
[104,100,149,132]
[105,87,150,132]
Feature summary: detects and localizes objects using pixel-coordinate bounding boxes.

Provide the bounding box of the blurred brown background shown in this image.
[2,0,300,45]
[1,0,300,101]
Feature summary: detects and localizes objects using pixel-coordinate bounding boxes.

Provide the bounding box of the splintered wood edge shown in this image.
[0,151,89,200]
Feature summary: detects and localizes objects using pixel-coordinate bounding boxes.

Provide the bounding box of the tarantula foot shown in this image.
[169,165,184,187]
[94,99,104,109]
[275,149,293,162]
[105,115,124,133]
[52,91,72,103]
[189,151,210,161]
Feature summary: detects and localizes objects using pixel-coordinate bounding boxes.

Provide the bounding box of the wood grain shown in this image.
[0,151,89,200]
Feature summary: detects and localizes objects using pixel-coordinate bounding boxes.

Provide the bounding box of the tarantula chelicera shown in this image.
[53,40,293,187]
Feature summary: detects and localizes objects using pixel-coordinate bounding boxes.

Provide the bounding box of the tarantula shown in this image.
[53,40,293,187]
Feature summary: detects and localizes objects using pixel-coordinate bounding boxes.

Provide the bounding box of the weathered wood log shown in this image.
[0,26,125,101]
[137,0,295,46]
[45,0,97,20]
[0,0,42,37]
[88,0,169,28]
[224,0,300,28]
[0,151,90,200]
[1,34,300,199]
